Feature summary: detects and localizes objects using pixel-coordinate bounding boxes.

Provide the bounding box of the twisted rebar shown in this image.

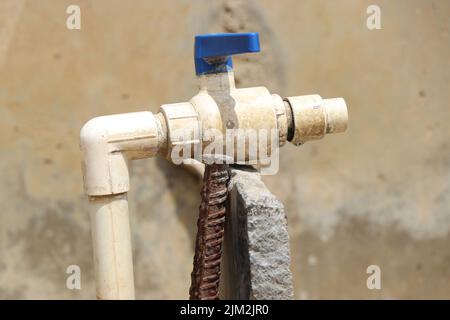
[189,159,231,300]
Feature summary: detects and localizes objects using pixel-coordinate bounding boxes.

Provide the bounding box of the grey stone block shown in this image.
[221,166,294,300]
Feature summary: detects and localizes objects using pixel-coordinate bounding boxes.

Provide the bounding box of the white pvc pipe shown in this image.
[80,111,162,299]
[89,193,135,300]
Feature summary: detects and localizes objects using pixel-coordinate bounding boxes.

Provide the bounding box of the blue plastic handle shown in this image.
[194,32,260,75]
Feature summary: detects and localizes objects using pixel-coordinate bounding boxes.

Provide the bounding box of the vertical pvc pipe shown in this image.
[89,193,135,300]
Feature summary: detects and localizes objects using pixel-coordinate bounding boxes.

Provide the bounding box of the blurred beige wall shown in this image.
[0,0,449,299]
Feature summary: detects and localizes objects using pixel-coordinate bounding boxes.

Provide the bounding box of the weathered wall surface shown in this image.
[0,0,448,299]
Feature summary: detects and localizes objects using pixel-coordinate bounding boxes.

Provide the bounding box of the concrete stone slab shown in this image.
[221,166,294,300]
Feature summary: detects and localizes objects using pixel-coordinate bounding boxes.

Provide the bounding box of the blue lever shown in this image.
[194,32,260,75]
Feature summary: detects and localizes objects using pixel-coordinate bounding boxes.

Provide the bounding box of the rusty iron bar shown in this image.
[189,158,231,300]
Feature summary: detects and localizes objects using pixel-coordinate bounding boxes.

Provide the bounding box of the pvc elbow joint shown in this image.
[80,111,163,196]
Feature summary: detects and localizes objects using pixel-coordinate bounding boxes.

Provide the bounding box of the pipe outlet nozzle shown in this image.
[323,97,348,134]
[284,94,348,145]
